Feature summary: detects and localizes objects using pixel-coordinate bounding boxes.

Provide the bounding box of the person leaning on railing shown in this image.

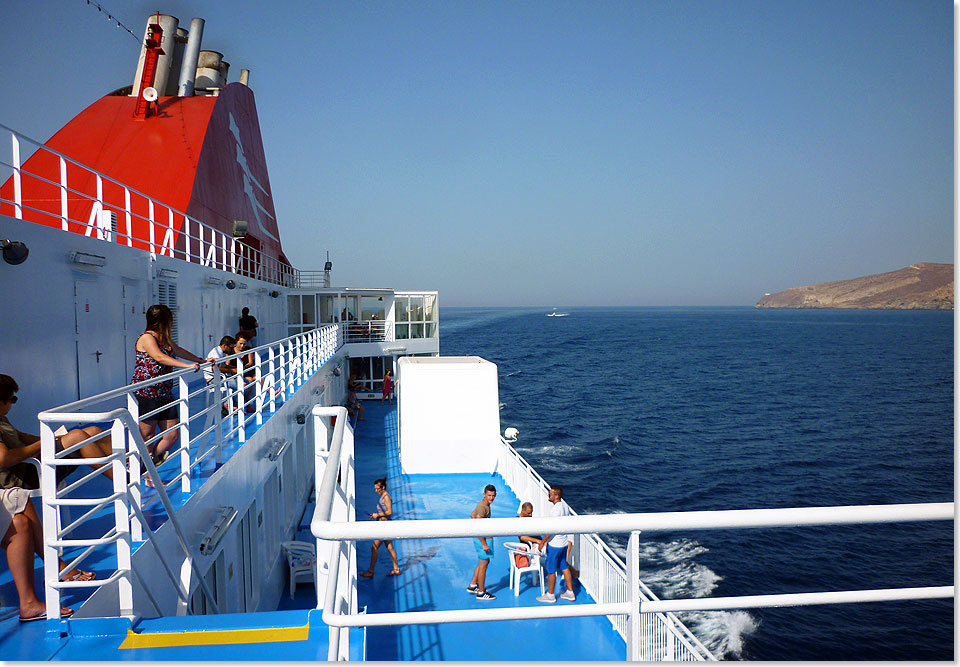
[131,305,214,467]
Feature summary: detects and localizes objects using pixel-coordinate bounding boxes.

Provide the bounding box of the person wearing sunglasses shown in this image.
[0,374,116,491]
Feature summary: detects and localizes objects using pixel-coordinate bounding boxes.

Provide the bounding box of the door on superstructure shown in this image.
[201,288,222,352]
[121,282,141,376]
[74,279,125,400]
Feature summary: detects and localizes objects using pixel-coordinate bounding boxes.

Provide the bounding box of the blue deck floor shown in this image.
[0,397,626,661]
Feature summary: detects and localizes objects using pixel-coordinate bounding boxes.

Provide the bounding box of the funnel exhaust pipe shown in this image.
[177,17,205,97]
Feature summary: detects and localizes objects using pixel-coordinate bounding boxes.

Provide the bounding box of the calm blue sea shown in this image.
[440,306,954,661]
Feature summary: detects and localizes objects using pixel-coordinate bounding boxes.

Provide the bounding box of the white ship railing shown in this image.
[35,324,340,620]
[291,270,331,289]
[341,319,391,343]
[0,123,297,286]
[309,422,954,662]
[492,436,712,659]
[312,406,357,661]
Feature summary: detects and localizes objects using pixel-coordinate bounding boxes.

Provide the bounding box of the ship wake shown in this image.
[611,537,757,659]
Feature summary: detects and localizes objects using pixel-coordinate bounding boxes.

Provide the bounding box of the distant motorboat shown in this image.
[547,307,569,317]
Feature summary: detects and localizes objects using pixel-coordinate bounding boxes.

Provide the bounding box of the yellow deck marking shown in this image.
[119,624,310,649]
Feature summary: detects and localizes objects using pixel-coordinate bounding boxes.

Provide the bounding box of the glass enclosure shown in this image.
[395,293,438,340]
[289,291,437,340]
[349,356,392,393]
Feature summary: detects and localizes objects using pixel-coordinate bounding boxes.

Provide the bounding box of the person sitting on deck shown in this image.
[232,333,283,406]
[2,487,90,622]
[360,477,401,578]
[204,336,241,414]
[517,502,543,548]
[345,389,365,422]
[0,374,116,488]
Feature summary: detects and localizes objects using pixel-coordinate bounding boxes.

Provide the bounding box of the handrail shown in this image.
[38,326,337,417]
[39,409,221,619]
[308,404,953,661]
[310,502,954,541]
[1,123,297,286]
[35,324,341,620]
[310,468,952,662]
[496,436,712,658]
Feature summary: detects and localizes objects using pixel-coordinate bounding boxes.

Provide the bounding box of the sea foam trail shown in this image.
[621,538,757,659]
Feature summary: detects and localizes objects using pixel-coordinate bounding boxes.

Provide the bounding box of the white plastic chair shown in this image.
[504,541,544,597]
[281,540,317,599]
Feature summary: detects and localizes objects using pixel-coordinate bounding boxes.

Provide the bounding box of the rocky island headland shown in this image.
[755,263,954,310]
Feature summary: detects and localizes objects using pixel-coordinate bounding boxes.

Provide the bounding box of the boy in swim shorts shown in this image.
[466,484,496,600]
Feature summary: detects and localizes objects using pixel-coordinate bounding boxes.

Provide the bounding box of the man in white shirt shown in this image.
[536,485,576,603]
[204,336,236,382]
[204,336,241,413]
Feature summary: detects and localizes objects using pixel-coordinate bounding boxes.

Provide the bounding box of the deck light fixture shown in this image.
[269,290,280,298]
[1,240,29,265]
[264,439,289,462]
[70,251,107,267]
[198,506,237,555]
[225,280,236,289]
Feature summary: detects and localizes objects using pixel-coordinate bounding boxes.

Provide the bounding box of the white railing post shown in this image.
[254,350,264,426]
[627,530,640,661]
[295,336,303,387]
[59,156,68,230]
[95,174,104,239]
[268,346,277,413]
[213,368,224,465]
[127,391,143,541]
[236,356,246,443]
[178,374,191,493]
[314,410,333,605]
[124,187,133,247]
[183,216,191,262]
[11,133,23,218]
[112,417,134,616]
[39,421,59,619]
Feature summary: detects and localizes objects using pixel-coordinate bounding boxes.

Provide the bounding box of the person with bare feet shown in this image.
[346,388,365,422]
[2,487,95,622]
[360,478,401,578]
[381,369,394,405]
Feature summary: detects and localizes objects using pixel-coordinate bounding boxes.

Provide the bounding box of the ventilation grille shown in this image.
[158,280,179,345]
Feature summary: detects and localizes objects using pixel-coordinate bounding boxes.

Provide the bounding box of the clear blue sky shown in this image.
[0,1,953,306]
